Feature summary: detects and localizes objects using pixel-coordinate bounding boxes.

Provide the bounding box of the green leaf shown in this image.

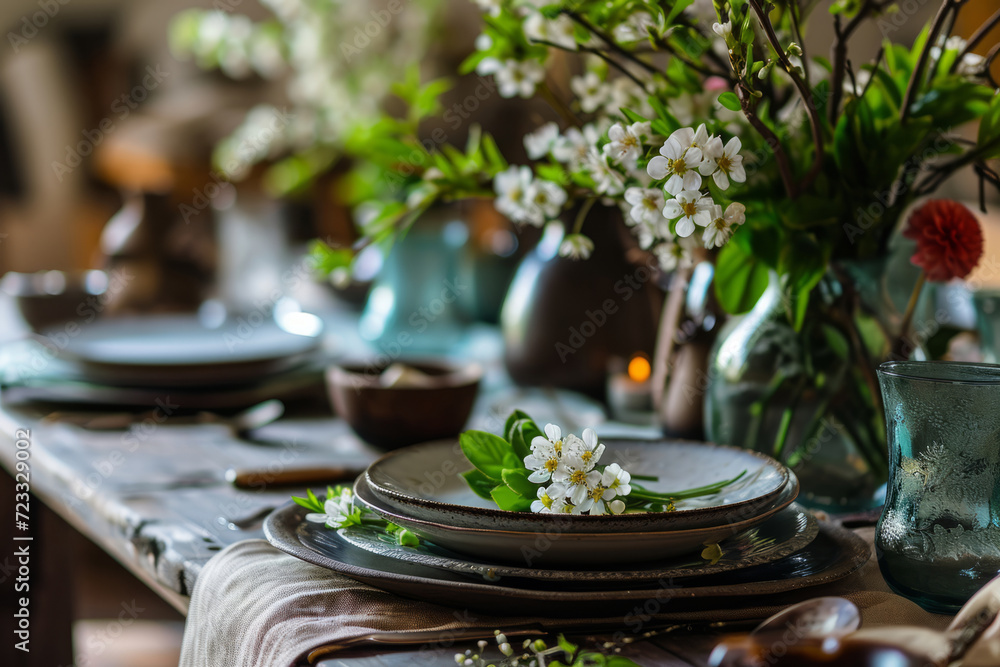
[292,495,324,513]
[459,430,520,481]
[509,424,531,462]
[395,527,419,547]
[718,91,741,112]
[504,410,532,441]
[821,324,850,360]
[714,242,770,314]
[556,634,579,658]
[462,469,498,500]
[502,468,539,498]
[490,484,532,511]
[620,107,649,124]
[978,94,1000,159]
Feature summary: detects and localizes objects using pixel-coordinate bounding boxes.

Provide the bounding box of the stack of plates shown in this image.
[3,314,325,408]
[265,438,870,616]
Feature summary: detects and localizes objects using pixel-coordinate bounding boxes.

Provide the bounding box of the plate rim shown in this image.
[263,502,870,603]
[365,438,790,530]
[338,496,818,582]
[354,473,800,541]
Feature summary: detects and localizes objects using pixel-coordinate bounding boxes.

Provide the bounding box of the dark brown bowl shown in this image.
[326,359,482,450]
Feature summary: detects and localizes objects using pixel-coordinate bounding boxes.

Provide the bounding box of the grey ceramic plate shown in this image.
[264,503,870,617]
[354,473,801,566]
[48,315,322,387]
[339,501,817,581]
[365,439,789,533]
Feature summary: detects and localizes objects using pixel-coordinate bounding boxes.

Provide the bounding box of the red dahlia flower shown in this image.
[903,199,984,282]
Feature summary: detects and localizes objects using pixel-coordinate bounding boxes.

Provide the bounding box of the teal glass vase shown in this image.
[876,361,1000,613]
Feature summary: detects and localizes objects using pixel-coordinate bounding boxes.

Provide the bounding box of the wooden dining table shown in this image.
[0,295,949,667]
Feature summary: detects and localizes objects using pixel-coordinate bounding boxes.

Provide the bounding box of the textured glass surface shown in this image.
[705,258,917,512]
[876,361,1000,613]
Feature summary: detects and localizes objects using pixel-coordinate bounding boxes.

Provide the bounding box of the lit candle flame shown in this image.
[627,354,651,383]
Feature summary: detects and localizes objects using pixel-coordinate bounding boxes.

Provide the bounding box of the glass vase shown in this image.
[704,257,921,512]
[875,361,1000,613]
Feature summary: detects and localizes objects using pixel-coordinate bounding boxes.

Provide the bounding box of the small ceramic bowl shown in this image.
[0,270,109,331]
[326,359,482,449]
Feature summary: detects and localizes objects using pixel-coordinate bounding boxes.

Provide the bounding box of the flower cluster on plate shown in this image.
[460,410,744,516]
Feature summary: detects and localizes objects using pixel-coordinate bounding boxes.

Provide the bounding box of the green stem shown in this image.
[573,197,596,234]
[892,272,926,359]
[746,373,788,452]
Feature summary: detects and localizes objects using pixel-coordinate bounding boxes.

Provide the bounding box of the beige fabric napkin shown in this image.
[178,527,950,667]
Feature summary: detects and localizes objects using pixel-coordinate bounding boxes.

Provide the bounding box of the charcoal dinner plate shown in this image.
[353,473,802,566]
[264,502,869,617]
[339,500,816,581]
[365,439,789,533]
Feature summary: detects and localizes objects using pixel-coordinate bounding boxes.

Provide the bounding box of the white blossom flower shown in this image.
[699,136,746,189]
[524,12,577,50]
[570,71,608,114]
[494,165,535,224]
[559,233,594,260]
[475,33,493,51]
[584,150,625,195]
[565,428,606,468]
[525,178,567,223]
[554,450,603,507]
[653,236,696,272]
[671,124,711,154]
[524,122,561,159]
[604,77,648,117]
[663,190,714,237]
[304,488,355,528]
[647,138,703,195]
[603,121,651,166]
[472,0,503,16]
[552,124,601,167]
[613,11,657,42]
[530,483,569,512]
[624,187,666,227]
[702,202,746,248]
[480,58,546,98]
[712,21,732,41]
[601,463,632,498]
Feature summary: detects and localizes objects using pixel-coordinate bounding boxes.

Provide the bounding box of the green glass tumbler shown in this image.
[876,361,1000,613]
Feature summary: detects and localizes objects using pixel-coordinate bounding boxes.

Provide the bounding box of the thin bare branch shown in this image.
[952,7,1000,73]
[900,0,965,123]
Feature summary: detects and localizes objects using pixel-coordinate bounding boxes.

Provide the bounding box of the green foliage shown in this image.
[714,241,770,314]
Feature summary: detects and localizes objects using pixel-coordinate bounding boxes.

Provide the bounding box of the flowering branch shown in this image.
[737,84,798,198]
[562,9,659,78]
[747,0,824,196]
